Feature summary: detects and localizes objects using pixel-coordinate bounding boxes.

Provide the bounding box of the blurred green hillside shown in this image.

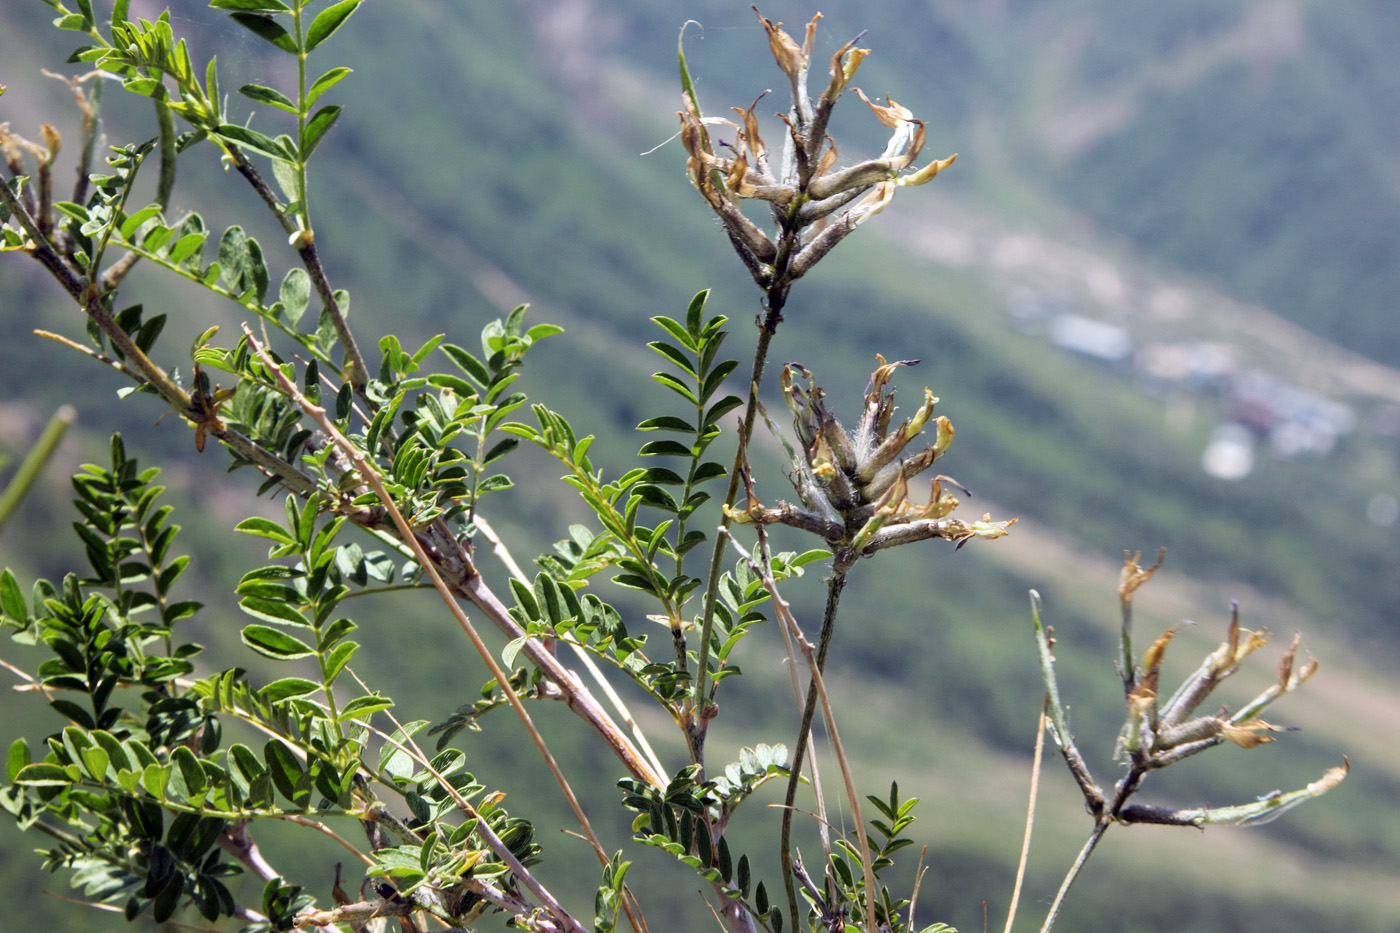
[1,2,1398,931]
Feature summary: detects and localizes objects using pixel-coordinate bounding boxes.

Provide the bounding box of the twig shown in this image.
[1029,591,1103,815]
[779,564,846,930]
[472,512,669,789]
[692,269,792,721]
[217,821,279,882]
[222,148,370,392]
[1003,704,1047,933]
[275,814,374,866]
[1,181,324,499]
[0,404,74,529]
[358,713,583,933]
[1038,821,1109,933]
[245,326,611,933]
[43,890,271,930]
[724,530,877,933]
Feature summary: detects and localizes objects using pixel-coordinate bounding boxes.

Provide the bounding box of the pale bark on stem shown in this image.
[241,325,656,792]
[246,328,666,933]
[1003,705,1047,933]
[217,821,279,882]
[246,327,592,933]
[473,513,670,786]
[4,224,663,792]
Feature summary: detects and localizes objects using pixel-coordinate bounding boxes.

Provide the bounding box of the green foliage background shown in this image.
[1,2,1397,931]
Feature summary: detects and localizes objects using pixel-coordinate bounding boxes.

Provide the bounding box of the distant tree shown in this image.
[0,4,1344,932]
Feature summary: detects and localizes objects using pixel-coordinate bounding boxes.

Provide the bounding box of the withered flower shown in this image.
[1118,602,1320,770]
[729,356,1013,569]
[678,10,957,290]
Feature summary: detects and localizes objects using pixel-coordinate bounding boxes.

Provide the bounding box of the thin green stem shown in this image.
[1031,590,1103,816]
[730,531,875,933]
[106,235,335,366]
[690,280,788,744]
[3,178,325,500]
[1118,593,1136,698]
[294,3,312,235]
[0,405,74,530]
[1039,819,1110,933]
[780,566,847,932]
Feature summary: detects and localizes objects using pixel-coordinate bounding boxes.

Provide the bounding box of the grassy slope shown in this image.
[1,2,1398,931]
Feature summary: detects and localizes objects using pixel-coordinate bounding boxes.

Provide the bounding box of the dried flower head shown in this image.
[1119,602,1321,770]
[679,10,956,291]
[729,356,1013,569]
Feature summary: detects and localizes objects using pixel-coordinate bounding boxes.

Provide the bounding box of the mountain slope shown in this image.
[1,3,1397,932]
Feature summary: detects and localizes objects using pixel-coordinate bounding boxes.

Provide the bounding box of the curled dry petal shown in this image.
[1219,623,1270,672]
[896,120,929,168]
[1220,719,1286,749]
[1119,548,1166,604]
[800,13,820,65]
[868,354,913,396]
[678,94,712,160]
[809,431,838,483]
[41,124,62,163]
[723,503,754,525]
[955,513,1016,548]
[821,40,868,105]
[844,180,898,225]
[726,152,756,198]
[1277,632,1302,686]
[1138,626,1181,699]
[855,88,914,128]
[734,96,771,178]
[756,10,818,87]
[817,41,862,109]
[856,354,912,447]
[813,136,838,179]
[929,415,954,457]
[1309,757,1350,795]
[1292,655,1320,689]
[760,15,803,78]
[913,479,959,520]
